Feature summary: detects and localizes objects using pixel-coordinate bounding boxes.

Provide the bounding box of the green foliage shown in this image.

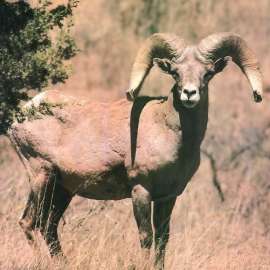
[16,101,65,123]
[0,0,78,134]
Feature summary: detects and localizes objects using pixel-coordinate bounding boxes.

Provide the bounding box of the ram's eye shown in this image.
[204,70,214,81]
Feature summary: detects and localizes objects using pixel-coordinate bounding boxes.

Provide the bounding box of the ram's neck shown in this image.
[180,97,208,152]
[161,86,209,152]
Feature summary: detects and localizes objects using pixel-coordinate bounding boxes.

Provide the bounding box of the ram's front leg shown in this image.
[131,184,153,260]
[153,197,176,270]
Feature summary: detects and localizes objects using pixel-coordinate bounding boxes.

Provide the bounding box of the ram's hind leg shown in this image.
[37,172,72,256]
[19,166,72,257]
[19,188,38,246]
[19,167,52,248]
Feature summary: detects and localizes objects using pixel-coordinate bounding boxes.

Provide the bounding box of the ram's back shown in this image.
[9,91,132,176]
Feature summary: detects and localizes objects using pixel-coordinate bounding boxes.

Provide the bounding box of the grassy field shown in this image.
[1,0,270,269]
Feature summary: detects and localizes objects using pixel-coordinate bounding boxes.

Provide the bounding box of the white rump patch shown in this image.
[23,92,48,110]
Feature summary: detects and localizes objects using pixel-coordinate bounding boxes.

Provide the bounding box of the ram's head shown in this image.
[126,33,263,109]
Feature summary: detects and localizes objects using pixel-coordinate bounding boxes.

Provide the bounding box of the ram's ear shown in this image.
[214,57,230,73]
[153,58,173,73]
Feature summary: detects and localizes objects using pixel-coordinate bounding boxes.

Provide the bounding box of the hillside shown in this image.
[1,1,270,269]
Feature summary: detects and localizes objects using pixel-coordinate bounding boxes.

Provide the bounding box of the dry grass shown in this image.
[1,135,270,270]
[1,0,270,269]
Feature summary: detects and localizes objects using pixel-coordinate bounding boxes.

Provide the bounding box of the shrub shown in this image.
[0,0,78,134]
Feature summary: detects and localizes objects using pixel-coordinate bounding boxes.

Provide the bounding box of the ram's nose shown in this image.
[183,89,198,100]
[180,85,200,108]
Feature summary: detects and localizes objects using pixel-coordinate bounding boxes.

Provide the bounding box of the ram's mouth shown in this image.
[181,100,198,108]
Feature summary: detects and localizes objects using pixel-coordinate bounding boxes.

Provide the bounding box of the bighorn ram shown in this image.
[9,32,262,269]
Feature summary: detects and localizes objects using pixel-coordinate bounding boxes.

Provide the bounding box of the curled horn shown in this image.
[126,33,186,101]
[198,32,263,102]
